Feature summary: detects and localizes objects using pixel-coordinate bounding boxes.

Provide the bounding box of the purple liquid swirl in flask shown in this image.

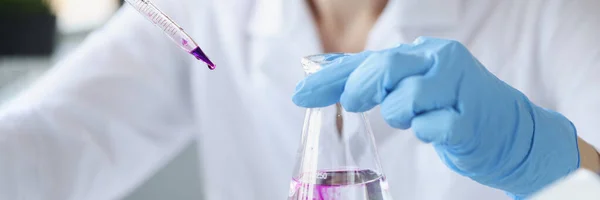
[288,53,393,200]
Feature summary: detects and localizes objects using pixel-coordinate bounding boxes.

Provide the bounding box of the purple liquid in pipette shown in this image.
[190,47,216,70]
[288,169,391,200]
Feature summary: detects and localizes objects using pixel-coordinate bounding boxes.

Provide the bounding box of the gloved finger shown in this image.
[380,75,457,129]
[292,53,370,108]
[410,108,460,144]
[379,76,424,129]
[340,48,433,112]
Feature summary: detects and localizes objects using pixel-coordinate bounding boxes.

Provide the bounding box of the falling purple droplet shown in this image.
[182,39,188,46]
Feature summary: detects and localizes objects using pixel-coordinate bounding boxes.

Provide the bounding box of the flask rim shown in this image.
[301,53,353,75]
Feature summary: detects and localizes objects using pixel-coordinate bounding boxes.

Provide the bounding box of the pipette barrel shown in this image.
[124,0,215,70]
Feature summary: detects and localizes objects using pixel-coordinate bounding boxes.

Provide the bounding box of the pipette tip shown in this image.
[207,64,216,70]
[190,47,216,70]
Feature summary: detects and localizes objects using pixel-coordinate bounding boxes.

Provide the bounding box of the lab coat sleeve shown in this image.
[537,0,600,148]
[0,2,199,200]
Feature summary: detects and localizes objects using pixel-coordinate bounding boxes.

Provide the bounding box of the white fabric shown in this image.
[1,0,599,199]
[530,169,600,200]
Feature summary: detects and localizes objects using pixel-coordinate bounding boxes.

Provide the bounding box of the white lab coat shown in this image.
[1,0,599,199]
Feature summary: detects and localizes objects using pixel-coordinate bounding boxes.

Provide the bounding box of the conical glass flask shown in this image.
[288,53,393,200]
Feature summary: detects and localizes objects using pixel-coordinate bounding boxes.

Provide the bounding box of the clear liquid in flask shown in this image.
[288,169,391,200]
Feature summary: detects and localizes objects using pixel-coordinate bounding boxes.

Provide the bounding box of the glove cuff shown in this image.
[505,103,580,198]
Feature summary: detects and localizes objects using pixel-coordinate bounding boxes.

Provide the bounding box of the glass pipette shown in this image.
[124,0,215,70]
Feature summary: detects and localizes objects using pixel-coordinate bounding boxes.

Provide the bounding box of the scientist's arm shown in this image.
[536,0,600,173]
[578,138,600,172]
[0,1,200,199]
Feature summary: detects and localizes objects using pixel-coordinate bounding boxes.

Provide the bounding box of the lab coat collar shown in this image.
[247,0,305,37]
[391,0,462,28]
[247,0,463,38]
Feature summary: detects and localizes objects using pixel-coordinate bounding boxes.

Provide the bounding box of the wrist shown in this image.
[578,137,600,172]
[505,104,580,198]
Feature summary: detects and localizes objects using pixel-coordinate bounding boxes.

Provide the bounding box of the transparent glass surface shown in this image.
[288,54,393,200]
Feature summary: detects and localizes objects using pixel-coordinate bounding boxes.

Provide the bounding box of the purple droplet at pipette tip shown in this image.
[190,47,216,70]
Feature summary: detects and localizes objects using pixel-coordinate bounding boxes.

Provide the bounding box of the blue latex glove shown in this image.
[292,37,580,198]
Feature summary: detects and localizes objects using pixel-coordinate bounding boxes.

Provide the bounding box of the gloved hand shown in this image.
[292,37,580,198]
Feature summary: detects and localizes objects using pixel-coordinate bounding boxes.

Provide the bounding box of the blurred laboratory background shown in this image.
[0,0,203,199]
